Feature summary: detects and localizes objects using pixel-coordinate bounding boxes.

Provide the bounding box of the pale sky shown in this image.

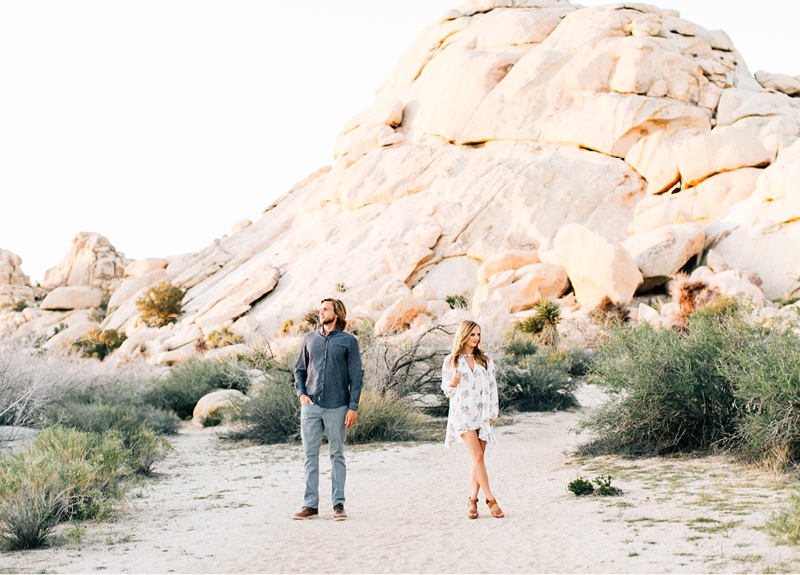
[1,1,797,284]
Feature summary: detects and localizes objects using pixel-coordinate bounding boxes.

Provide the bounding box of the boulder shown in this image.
[554,224,643,308]
[108,269,168,310]
[204,343,252,361]
[42,321,97,350]
[0,248,37,308]
[425,299,452,317]
[629,192,697,236]
[161,324,203,352]
[491,264,569,312]
[43,233,129,292]
[754,71,800,98]
[373,297,427,335]
[620,223,705,288]
[40,286,103,311]
[637,303,660,325]
[706,269,764,307]
[472,270,515,311]
[476,250,540,284]
[411,281,438,301]
[231,219,253,234]
[705,140,800,300]
[124,258,168,278]
[625,126,706,195]
[192,389,247,426]
[677,126,771,187]
[706,250,730,274]
[148,344,198,366]
[420,256,481,301]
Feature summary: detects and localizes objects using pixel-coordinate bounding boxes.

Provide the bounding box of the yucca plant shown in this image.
[516,299,561,347]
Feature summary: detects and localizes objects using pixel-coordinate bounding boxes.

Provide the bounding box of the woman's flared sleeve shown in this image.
[441,354,458,398]
[487,356,499,419]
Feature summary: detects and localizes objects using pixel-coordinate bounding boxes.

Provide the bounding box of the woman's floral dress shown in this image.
[441,353,499,447]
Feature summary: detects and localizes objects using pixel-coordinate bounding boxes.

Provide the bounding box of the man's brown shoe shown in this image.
[333,504,347,521]
[292,506,318,520]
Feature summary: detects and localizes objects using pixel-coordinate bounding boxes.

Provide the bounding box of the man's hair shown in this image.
[320,298,347,331]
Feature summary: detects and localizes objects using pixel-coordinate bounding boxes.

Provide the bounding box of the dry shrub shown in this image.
[0,341,89,433]
[136,282,184,327]
[669,274,719,327]
[0,486,66,550]
[588,296,630,326]
[204,327,244,350]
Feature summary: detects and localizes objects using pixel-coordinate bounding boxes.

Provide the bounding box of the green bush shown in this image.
[0,427,126,523]
[136,282,184,327]
[0,485,66,550]
[567,477,594,496]
[12,299,28,313]
[717,320,800,459]
[226,382,301,444]
[769,490,800,545]
[204,327,245,350]
[593,475,622,496]
[496,349,579,412]
[69,328,127,360]
[346,391,431,444]
[43,387,181,438]
[144,357,250,419]
[239,346,297,387]
[445,295,468,309]
[577,315,741,455]
[127,428,172,476]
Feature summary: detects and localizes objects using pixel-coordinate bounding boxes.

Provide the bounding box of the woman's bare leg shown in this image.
[469,438,487,500]
[462,431,494,501]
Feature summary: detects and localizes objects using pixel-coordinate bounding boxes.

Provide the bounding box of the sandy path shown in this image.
[4,408,800,574]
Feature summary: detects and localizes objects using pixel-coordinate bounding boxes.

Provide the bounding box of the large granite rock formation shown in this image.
[6,1,800,361]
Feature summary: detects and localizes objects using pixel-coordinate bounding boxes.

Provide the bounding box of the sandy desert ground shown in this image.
[4,390,800,574]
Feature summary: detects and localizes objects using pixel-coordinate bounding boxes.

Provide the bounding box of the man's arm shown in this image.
[294,338,310,401]
[346,336,363,412]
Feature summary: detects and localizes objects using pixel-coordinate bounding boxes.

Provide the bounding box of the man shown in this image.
[292,297,362,521]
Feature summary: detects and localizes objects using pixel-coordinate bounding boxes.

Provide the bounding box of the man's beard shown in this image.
[322,317,336,325]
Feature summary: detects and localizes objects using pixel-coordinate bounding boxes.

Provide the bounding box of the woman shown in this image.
[441,320,504,519]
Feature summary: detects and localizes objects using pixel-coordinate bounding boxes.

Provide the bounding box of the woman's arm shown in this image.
[488,356,499,420]
[441,356,460,398]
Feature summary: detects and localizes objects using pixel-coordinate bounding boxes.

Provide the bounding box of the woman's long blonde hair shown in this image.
[451,320,489,369]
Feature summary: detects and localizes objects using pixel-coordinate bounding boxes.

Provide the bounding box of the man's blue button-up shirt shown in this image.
[294,328,363,411]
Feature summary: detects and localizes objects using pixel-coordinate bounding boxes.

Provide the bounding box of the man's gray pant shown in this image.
[301,403,347,509]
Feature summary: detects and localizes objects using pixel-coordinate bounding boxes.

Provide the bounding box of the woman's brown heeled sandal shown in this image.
[468,497,479,519]
[486,498,504,518]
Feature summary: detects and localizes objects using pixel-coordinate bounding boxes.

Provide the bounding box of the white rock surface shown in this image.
[43,233,129,292]
[40,286,103,311]
[0,248,37,307]
[677,127,771,187]
[192,389,247,426]
[125,259,168,278]
[231,219,253,234]
[373,297,427,335]
[476,250,540,284]
[706,269,764,307]
[555,224,642,308]
[621,223,705,284]
[491,263,568,312]
[108,269,169,311]
[15,4,800,349]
